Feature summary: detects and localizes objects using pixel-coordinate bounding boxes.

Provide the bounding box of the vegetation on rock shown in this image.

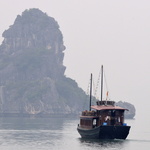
[0,8,88,116]
[0,8,135,118]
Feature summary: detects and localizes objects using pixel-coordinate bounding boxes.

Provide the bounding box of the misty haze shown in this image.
[0,0,149,150]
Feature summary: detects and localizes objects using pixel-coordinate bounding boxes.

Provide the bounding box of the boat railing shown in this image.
[96,100,115,106]
[82,110,97,116]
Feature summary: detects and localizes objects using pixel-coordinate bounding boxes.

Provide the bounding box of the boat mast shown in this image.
[101,65,103,101]
[89,73,92,111]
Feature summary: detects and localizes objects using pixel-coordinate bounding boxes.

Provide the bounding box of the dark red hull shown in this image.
[77,125,131,139]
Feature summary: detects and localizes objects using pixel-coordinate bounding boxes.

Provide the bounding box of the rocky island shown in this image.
[116,101,136,119]
[0,8,135,118]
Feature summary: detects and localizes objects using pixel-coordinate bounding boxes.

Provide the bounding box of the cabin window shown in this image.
[93,119,97,126]
[108,110,111,115]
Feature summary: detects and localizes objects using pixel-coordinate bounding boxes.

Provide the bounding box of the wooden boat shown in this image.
[77,66,131,139]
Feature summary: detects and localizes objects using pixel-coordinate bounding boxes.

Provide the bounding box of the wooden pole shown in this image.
[101,65,103,101]
[89,73,92,111]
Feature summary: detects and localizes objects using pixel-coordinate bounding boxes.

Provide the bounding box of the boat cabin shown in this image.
[79,101,128,129]
[77,68,131,139]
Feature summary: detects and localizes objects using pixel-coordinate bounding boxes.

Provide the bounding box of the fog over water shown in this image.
[0,117,149,150]
[0,0,150,121]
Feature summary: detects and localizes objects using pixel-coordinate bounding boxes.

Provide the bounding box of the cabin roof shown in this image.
[91,105,128,111]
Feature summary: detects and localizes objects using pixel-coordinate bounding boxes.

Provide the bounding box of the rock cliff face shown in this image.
[0,9,88,116]
[0,8,136,118]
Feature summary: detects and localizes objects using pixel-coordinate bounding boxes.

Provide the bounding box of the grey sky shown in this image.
[0,0,150,117]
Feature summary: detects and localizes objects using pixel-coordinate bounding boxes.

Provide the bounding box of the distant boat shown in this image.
[77,65,131,139]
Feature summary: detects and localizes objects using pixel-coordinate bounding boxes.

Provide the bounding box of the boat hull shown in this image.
[77,125,131,139]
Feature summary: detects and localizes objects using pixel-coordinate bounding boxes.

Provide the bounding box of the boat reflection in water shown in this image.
[77,66,131,139]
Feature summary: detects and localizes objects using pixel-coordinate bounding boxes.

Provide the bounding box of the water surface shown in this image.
[0,117,149,150]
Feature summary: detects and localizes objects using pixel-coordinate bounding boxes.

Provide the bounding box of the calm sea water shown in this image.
[0,116,149,150]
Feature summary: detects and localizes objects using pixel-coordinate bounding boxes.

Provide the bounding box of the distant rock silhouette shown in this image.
[116,101,136,119]
[0,8,88,116]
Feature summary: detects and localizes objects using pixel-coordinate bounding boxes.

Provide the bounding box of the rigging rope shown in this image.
[86,79,90,95]
[94,70,101,99]
[104,68,111,100]
[86,67,111,102]
[93,68,111,100]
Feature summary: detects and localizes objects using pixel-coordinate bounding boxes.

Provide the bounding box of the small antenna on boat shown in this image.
[101,65,103,101]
